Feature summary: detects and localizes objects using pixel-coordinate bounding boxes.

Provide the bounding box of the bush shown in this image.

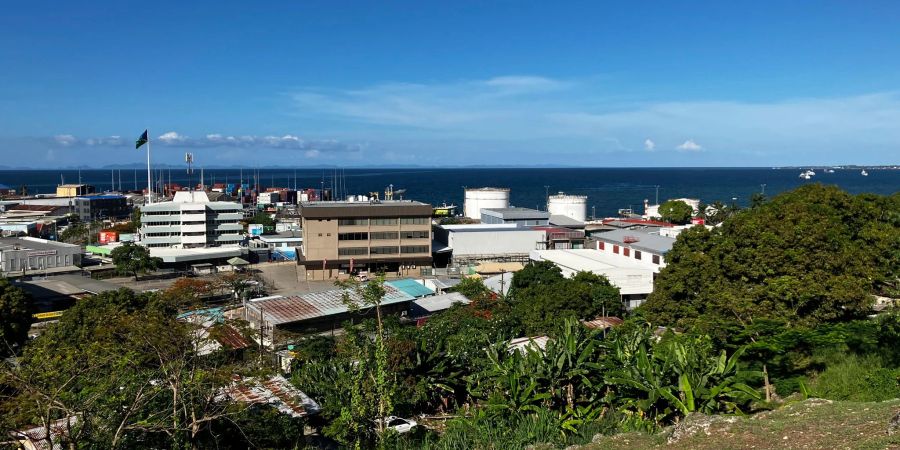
[807,353,900,402]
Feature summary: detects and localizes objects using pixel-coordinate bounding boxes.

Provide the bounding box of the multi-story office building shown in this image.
[139,191,243,248]
[298,200,433,278]
[74,195,130,222]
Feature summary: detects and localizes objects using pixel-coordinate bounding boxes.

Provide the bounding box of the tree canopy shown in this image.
[641,184,900,339]
[658,200,693,224]
[110,242,162,280]
[0,279,32,357]
[508,261,623,334]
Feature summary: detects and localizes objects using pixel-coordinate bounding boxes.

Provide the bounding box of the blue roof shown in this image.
[385,279,435,298]
[177,307,224,322]
[76,195,126,200]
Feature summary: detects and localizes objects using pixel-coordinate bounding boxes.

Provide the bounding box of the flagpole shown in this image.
[146,131,152,205]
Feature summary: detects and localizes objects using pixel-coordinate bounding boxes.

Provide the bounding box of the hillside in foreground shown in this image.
[582,399,900,450]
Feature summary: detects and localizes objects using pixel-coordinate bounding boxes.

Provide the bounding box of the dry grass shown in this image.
[584,399,900,450]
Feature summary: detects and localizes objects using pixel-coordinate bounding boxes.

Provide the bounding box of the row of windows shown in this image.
[599,242,661,265]
[338,218,369,226]
[8,254,71,270]
[336,217,431,226]
[338,247,368,256]
[337,230,429,241]
[335,245,430,256]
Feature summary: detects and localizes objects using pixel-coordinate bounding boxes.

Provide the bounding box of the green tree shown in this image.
[507,260,565,300]
[2,288,269,449]
[658,200,693,224]
[110,242,161,280]
[0,279,32,357]
[641,185,900,340]
[453,276,492,301]
[246,213,276,234]
[335,275,395,443]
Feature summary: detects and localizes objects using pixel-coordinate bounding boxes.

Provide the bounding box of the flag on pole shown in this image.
[135,130,149,149]
[322,259,327,271]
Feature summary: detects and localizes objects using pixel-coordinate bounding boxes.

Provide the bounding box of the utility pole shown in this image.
[544,185,550,210]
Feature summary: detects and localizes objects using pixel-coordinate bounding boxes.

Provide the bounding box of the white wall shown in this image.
[450,229,544,256]
[594,240,666,271]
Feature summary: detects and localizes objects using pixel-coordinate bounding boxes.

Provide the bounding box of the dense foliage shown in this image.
[0,288,288,449]
[508,261,624,334]
[0,279,32,357]
[642,184,900,339]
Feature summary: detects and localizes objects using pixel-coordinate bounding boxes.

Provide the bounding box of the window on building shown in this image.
[371,231,399,240]
[652,254,660,265]
[613,245,619,254]
[371,218,399,226]
[338,232,368,241]
[400,245,429,254]
[598,242,605,250]
[400,230,429,239]
[338,218,369,226]
[623,248,630,257]
[338,247,368,256]
[400,217,429,225]
[634,250,642,260]
[370,246,399,255]
[65,255,70,265]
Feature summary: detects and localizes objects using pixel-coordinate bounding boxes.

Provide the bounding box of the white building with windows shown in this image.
[139,191,243,249]
[592,229,675,271]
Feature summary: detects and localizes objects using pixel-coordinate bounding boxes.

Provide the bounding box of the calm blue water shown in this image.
[2,168,897,217]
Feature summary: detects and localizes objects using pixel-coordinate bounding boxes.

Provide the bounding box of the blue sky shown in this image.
[1,1,899,167]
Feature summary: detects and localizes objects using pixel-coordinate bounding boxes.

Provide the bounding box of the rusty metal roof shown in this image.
[247,283,415,325]
[582,316,624,330]
[225,376,319,418]
[214,324,252,350]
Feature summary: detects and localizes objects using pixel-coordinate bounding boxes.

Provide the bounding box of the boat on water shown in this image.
[433,203,458,217]
[825,168,835,173]
[798,169,814,179]
[861,170,869,176]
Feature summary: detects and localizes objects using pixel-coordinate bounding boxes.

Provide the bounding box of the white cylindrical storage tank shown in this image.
[464,187,510,219]
[547,192,588,222]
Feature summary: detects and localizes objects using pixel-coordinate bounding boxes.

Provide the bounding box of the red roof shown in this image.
[214,324,252,350]
[601,218,674,227]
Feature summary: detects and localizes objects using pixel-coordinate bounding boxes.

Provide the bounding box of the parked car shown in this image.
[378,416,417,434]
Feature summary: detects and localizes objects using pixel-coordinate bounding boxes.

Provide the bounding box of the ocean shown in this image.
[1,168,897,217]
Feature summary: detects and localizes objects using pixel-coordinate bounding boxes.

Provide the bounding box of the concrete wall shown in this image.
[449,229,544,256]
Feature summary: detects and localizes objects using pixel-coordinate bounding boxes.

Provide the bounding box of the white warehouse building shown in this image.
[139,191,244,249]
[433,223,544,265]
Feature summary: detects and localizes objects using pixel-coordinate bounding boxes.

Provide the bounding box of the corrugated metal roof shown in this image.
[249,283,415,325]
[385,279,435,298]
[508,336,551,354]
[481,207,550,220]
[582,316,624,330]
[409,292,470,318]
[225,375,319,418]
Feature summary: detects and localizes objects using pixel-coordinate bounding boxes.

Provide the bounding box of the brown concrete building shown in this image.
[298,200,433,279]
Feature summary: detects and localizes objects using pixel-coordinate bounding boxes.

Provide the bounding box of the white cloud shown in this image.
[54,134,77,146]
[304,149,320,158]
[287,76,900,163]
[676,139,703,152]
[48,132,362,154]
[157,131,186,144]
